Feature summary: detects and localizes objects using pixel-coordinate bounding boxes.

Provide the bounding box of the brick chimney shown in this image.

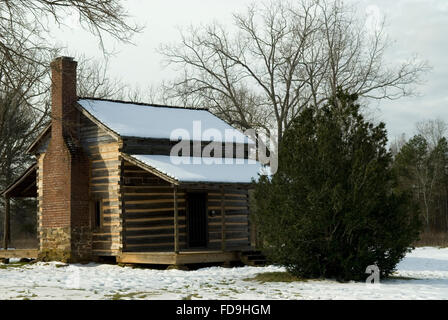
[40,57,92,263]
[50,57,78,140]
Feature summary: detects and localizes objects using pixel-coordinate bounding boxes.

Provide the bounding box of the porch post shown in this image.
[173,186,179,254]
[3,195,10,250]
[220,186,226,252]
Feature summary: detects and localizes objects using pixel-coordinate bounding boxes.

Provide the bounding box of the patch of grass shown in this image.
[14,293,37,300]
[66,288,87,292]
[117,263,128,268]
[387,275,419,281]
[0,261,32,269]
[227,287,242,294]
[216,280,234,286]
[55,264,69,268]
[108,292,136,300]
[244,272,307,283]
[182,293,202,300]
[106,291,157,300]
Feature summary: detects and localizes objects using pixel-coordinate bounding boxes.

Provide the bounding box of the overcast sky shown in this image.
[52,0,448,142]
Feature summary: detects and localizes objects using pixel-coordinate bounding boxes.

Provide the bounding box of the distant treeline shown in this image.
[392,119,448,234]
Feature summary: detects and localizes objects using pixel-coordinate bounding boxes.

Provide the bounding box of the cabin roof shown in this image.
[123,154,265,185]
[1,163,37,198]
[26,124,51,154]
[77,98,253,144]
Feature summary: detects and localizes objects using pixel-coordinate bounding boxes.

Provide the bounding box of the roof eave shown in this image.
[122,153,257,187]
[74,102,121,142]
[120,153,179,185]
[77,97,209,111]
[179,181,254,188]
[1,163,37,197]
[26,124,51,154]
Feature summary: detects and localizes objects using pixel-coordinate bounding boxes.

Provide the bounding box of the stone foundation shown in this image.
[38,226,93,263]
[38,227,71,262]
[71,226,92,262]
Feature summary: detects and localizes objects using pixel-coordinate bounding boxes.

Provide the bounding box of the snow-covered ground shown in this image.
[1,247,447,300]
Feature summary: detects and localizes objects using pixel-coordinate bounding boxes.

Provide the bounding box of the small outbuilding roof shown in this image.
[78,99,253,144]
[123,154,265,185]
[1,163,37,198]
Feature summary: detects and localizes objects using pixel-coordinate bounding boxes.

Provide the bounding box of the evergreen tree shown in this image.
[254,90,421,281]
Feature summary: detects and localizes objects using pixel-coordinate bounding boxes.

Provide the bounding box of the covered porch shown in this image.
[0,164,39,262]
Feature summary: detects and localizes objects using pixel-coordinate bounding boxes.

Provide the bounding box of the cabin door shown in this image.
[187,192,207,248]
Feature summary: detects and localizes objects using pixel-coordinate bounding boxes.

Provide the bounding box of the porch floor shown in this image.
[0,249,38,259]
[117,250,240,265]
[0,249,248,266]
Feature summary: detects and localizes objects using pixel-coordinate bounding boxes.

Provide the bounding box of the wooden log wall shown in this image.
[121,159,251,252]
[206,188,251,251]
[122,137,251,159]
[79,115,121,256]
[121,161,187,252]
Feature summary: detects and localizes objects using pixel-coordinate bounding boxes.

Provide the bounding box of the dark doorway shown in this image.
[187,192,207,248]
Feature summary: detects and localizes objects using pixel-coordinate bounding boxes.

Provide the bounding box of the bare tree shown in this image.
[119,81,174,105]
[76,55,129,99]
[76,56,177,103]
[0,0,142,242]
[390,133,407,157]
[159,0,430,144]
[416,119,448,151]
[0,84,43,245]
[0,51,138,192]
[144,82,180,106]
[0,54,50,188]
[0,0,142,91]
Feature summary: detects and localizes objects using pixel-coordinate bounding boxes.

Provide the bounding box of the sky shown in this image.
[51,0,448,142]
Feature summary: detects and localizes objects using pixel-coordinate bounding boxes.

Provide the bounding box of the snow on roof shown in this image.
[129,154,266,184]
[78,99,253,143]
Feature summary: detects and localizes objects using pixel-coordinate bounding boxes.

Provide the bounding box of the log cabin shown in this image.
[0,57,266,267]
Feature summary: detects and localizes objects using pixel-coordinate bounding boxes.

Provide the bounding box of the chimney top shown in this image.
[50,56,76,67]
[55,56,74,61]
[50,56,78,140]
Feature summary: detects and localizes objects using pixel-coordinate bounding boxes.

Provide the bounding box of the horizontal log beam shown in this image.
[117,251,240,265]
[0,249,38,259]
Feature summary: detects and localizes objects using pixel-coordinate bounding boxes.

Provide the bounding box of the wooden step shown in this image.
[245,254,265,261]
[239,250,267,266]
